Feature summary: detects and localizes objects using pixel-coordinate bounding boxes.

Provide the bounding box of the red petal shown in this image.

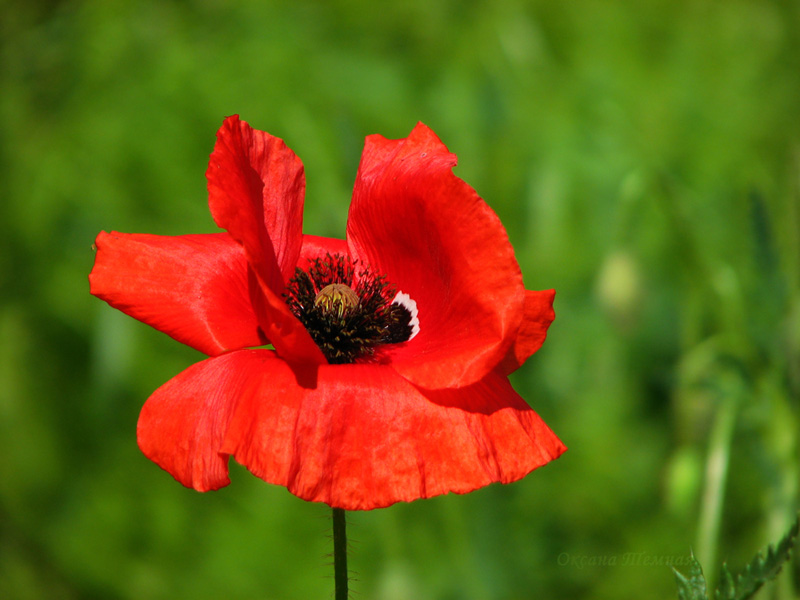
[298,234,349,268]
[221,356,565,510]
[347,123,525,389]
[207,116,325,365]
[137,352,262,491]
[499,289,556,374]
[251,283,327,365]
[207,115,304,290]
[89,231,265,356]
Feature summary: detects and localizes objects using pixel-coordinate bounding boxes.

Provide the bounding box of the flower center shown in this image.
[284,254,419,364]
[314,283,359,318]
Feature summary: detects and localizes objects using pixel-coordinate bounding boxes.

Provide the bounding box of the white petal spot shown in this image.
[392,291,420,340]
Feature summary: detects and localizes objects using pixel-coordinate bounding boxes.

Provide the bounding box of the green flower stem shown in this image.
[333,507,348,600]
[696,392,738,590]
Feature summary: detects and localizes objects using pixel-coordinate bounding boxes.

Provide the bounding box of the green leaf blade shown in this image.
[674,552,709,600]
[722,516,799,600]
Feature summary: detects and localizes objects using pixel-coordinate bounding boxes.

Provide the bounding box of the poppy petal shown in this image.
[347,122,525,389]
[299,234,349,268]
[136,351,267,491]
[89,231,265,356]
[221,355,565,510]
[207,114,304,291]
[250,283,328,365]
[499,289,557,374]
[207,116,326,365]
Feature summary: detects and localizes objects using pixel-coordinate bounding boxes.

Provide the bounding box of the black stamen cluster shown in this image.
[381,303,414,344]
[284,254,413,364]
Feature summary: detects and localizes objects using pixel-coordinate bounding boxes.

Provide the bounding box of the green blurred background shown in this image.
[2,0,799,598]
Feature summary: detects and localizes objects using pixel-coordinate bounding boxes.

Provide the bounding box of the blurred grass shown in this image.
[1,0,799,598]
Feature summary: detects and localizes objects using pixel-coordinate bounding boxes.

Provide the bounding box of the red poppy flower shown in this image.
[89,115,565,510]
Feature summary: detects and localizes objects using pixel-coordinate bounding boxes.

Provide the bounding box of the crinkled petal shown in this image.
[251,283,327,365]
[207,115,325,365]
[499,289,556,375]
[220,353,566,510]
[347,122,525,389]
[137,351,265,491]
[207,114,304,290]
[89,231,265,356]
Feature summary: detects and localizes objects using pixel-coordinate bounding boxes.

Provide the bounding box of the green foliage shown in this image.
[716,516,800,600]
[673,552,708,600]
[673,516,800,600]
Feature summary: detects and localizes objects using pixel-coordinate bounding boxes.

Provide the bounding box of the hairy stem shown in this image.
[333,507,348,600]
